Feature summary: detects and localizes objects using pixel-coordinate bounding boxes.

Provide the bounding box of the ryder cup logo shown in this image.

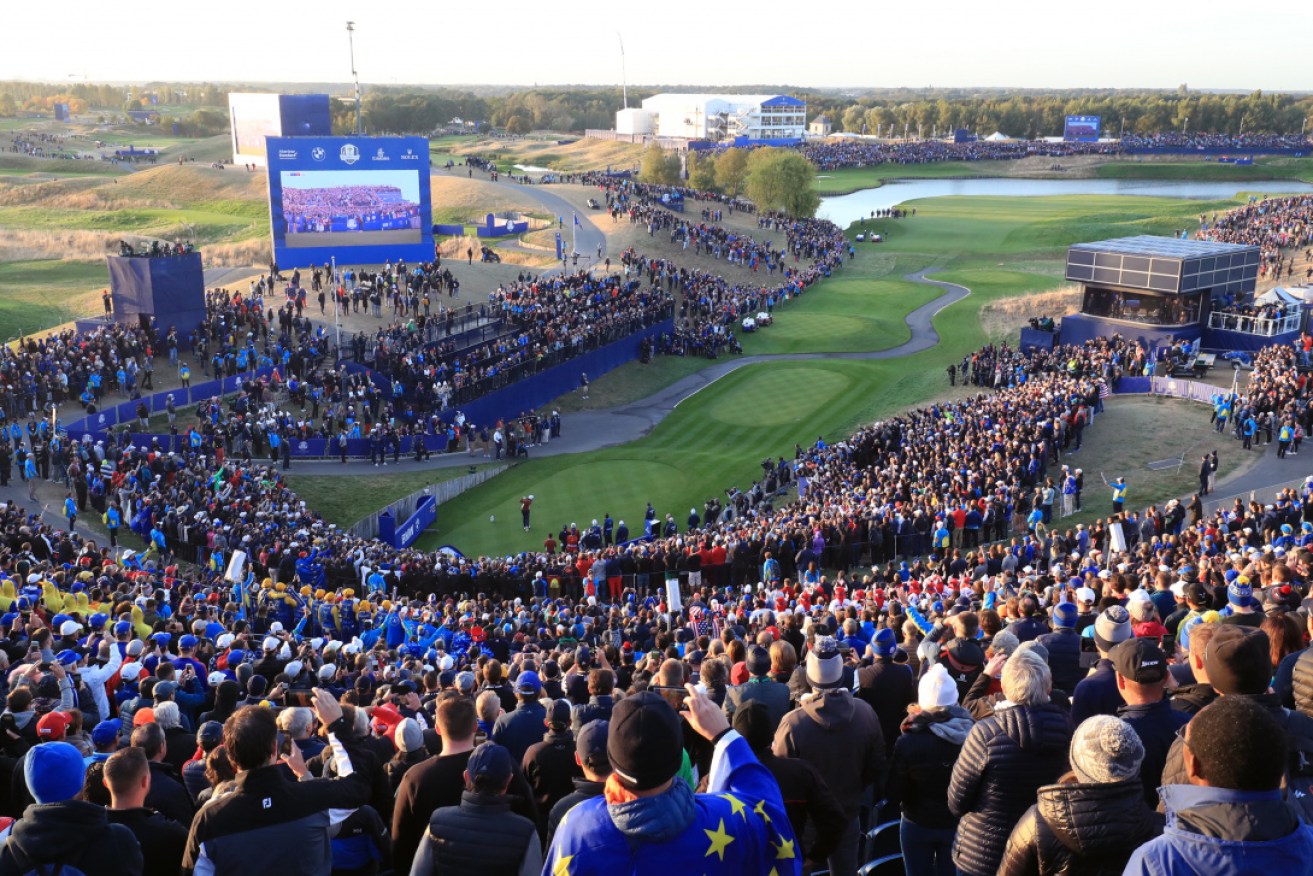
[311,147,326,161]
[339,143,360,165]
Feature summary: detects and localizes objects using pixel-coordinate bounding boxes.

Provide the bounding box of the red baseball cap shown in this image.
[36,710,73,741]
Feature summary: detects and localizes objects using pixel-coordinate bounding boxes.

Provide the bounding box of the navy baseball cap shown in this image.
[466,742,514,787]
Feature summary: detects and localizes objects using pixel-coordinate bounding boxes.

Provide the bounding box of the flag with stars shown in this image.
[543,732,800,875]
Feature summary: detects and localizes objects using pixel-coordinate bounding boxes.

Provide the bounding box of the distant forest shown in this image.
[1,80,1310,138]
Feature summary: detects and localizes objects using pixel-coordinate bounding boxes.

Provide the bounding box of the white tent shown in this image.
[985,131,1012,141]
[1258,286,1310,305]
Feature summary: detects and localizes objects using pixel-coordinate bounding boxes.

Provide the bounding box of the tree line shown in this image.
[810,88,1313,139]
[4,81,1312,141]
[641,144,820,218]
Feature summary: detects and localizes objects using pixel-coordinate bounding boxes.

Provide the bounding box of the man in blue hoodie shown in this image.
[546,686,799,876]
[1123,695,1313,875]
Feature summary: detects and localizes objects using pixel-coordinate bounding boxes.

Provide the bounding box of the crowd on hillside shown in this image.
[799,132,1312,171]
[2,329,1313,874]
[1196,195,1313,281]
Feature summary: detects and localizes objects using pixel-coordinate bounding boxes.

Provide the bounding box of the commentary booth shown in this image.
[1057,235,1274,351]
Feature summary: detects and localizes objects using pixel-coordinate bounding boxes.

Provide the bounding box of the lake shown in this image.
[818,178,1313,227]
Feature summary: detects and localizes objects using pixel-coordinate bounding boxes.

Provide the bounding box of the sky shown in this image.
[8,0,1310,92]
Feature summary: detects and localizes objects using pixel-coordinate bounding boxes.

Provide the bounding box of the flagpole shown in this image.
[571,212,577,257]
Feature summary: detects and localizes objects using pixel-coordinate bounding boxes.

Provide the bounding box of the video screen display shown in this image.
[1064,115,1101,143]
[266,136,433,268]
[279,170,423,248]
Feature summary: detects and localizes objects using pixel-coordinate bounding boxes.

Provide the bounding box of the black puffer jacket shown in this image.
[947,702,1074,876]
[998,777,1163,876]
[886,706,974,829]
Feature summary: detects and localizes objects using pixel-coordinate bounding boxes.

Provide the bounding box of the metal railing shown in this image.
[1207,310,1302,336]
[349,464,509,540]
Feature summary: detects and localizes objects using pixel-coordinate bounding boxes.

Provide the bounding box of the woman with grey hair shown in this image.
[999,715,1163,875]
[947,650,1074,876]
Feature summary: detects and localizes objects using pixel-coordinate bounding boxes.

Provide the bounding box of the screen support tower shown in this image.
[347,21,362,134]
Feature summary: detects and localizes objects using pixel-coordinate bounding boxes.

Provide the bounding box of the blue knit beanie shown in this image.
[26,741,86,803]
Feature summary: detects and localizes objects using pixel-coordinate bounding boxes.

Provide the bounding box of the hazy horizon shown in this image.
[8,0,1310,93]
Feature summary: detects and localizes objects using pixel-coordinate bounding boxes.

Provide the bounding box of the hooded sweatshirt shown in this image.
[773,688,886,817]
[0,800,142,875]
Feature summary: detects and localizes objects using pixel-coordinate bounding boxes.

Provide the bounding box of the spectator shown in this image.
[570,667,617,731]
[0,740,142,875]
[887,663,974,876]
[545,719,610,848]
[855,628,917,754]
[182,690,371,875]
[1170,620,1222,716]
[105,745,189,876]
[733,701,844,869]
[180,720,224,803]
[1035,602,1082,695]
[546,687,798,875]
[1124,696,1313,873]
[722,643,791,730]
[492,671,547,763]
[1159,626,1313,794]
[999,715,1162,875]
[1070,606,1131,725]
[1111,636,1189,806]
[391,695,536,871]
[409,742,542,876]
[947,650,1073,876]
[522,699,582,821]
[385,718,428,794]
[130,721,194,827]
[774,636,885,876]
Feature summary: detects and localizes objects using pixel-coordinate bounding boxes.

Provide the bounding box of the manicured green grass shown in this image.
[1095,157,1313,183]
[0,260,108,338]
[427,191,1257,555]
[814,162,998,195]
[285,464,499,528]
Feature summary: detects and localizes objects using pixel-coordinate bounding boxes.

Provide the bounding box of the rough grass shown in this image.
[980,284,1082,342]
[286,464,500,528]
[448,136,645,173]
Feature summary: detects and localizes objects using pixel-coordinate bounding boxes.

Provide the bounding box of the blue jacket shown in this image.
[545,731,800,876]
[1070,658,1124,726]
[1123,784,1313,875]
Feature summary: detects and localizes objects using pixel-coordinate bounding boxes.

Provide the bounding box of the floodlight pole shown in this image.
[617,34,628,110]
[347,21,361,134]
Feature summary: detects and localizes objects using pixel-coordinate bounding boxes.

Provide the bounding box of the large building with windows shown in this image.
[615,93,806,144]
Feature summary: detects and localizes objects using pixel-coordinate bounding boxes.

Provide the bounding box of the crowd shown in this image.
[282,187,422,236]
[800,138,1119,171]
[1195,195,1313,280]
[1209,342,1313,457]
[2,332,1313,875]
[799,133,1312,172]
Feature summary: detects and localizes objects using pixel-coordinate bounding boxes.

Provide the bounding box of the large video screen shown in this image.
[1064,115,1101,143]
[267,136,433,269]
[230,93,283,164]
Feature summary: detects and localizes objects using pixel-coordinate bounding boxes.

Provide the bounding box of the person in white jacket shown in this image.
[69,640,123,723]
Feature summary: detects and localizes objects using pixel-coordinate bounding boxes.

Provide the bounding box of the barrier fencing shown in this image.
[350,464,508,541]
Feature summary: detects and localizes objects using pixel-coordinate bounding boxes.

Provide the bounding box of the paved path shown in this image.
[289,269,971,476]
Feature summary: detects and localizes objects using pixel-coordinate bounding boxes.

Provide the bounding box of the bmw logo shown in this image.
[311,147,326,161]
